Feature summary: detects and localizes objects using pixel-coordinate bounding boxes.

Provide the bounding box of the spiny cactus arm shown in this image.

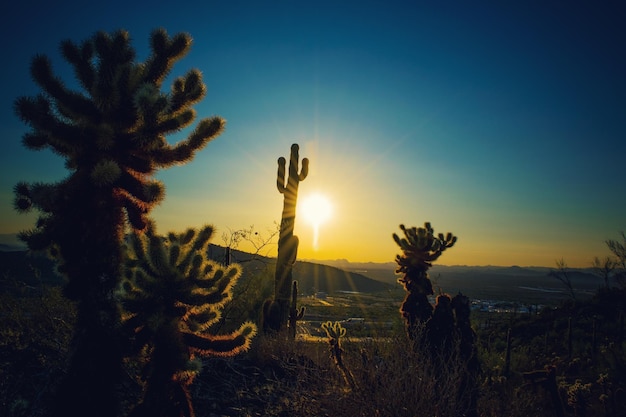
[168,243,181,268]
[115,173,165,207]
[190,225,214,252]
[29,55,101,122]
[143,29,192,87]
[178,228,197,245]
[183,322,257,357]
[59,38,96,92]
[186,307,220,332]
[185,253,205,279]
[146,232,176,275]
[89,31,137,112]
[16,227,53,251]
[127,231,149,267]
[150,117,225,167]
[173,226,214,274]
[168,70,207,114]
[155,109,196,135]
[192,263,241,289]
[14,95,84,155]
[178,280,234,308]
[13,182,59,214]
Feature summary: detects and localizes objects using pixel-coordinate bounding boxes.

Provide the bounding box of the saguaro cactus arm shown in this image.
[277,143,309,194]
[269,143,308,333]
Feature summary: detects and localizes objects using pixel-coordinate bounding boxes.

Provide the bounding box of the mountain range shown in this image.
[0,234,605,303]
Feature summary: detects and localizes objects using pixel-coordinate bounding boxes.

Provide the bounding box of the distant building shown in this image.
[315,291,327,300]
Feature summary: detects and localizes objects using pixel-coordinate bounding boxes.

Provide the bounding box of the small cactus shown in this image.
[321,321,356,390]
[288,280,305,340]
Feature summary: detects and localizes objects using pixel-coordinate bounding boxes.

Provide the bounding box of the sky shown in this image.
[0,1,624,267]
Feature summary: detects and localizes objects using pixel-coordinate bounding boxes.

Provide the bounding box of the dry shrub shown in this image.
[0,286,75,417]
[344,335,470,417]
[226,330,474,417]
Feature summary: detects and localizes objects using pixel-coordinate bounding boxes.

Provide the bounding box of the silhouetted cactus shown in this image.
[265,144,308,332]
[120,223,256,417]
[393,223,479,416]
[321,321,356,390]
[288,280,305,340]
[451,292,480,417]
[12,29,225,417]
[426,294,456,355]
[393,222,456,338]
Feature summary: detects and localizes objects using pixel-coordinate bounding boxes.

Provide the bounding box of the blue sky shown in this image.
[1,1,624,266]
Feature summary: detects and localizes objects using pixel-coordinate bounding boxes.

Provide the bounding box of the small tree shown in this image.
[120,224,256,417]
[549,259,576,301]
[13,29,225,416]
[606,232,626,288]
[592,256,616,290]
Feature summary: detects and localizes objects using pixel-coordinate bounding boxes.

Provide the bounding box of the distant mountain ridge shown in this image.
[304,258,604,304]
[0,244,392,295]
[0,234,607,301]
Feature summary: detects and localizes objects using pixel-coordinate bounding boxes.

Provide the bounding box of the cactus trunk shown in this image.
[269,144,308,332]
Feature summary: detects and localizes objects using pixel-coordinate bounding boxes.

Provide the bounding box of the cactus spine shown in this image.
[268,143,308,332]
[121,223,256,417]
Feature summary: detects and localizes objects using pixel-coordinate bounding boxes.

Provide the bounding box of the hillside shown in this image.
[0,239,603,302]
[0,246,392,295]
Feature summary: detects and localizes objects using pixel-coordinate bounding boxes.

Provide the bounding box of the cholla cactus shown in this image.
[393,223,456,337]
[121,223,256,417]
[393,222,457,275]
[321,321,355,389]
[12,29,225,417]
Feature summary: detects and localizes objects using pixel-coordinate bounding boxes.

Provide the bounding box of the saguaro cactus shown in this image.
[12,29,225,416]
[121,223,256,417]
[268,143,308,332]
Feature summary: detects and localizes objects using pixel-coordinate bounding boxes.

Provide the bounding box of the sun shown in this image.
[301,193,332,227]
[299,193,332,250]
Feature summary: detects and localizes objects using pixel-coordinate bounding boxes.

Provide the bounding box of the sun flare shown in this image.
[300,193,332,250]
